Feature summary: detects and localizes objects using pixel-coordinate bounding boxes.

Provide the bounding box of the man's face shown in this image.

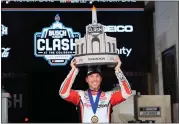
[86,73,102,90]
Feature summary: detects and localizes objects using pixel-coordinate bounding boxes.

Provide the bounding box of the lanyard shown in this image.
[88,89,102,114]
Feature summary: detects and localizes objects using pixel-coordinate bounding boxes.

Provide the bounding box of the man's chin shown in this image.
[91,87,100,90]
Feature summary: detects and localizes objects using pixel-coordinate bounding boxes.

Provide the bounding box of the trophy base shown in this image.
[75,53,118,68]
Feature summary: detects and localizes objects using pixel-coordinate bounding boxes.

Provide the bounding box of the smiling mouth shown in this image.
[93,83,99,85]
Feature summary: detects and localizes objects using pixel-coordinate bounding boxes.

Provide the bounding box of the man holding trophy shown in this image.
[59,6,132,123]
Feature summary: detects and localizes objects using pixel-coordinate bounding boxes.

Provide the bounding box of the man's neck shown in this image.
[89,87,100,92]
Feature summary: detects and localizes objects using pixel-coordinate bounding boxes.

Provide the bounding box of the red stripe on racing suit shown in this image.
[110,70,132,106]
[59,68,80,106]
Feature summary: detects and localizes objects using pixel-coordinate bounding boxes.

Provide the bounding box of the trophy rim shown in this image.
[75,62,117,67]
[75,53,118,57]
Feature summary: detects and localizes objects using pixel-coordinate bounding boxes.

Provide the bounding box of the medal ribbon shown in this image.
[88,89,102,114]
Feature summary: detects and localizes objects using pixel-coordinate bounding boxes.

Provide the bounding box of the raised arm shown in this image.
[59,59,80,106]
[110,57,132,106]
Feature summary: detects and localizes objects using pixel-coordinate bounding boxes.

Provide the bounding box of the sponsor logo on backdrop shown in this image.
[1,24,8,36]
[1,24,11,58]
[104,25,133,32]
[1,47,11,58]
[117,47,132,57]
[8,94,23,108]
[34,14,81,66]
[87,25,133,33]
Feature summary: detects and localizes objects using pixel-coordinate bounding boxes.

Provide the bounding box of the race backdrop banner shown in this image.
[1,9,150,73]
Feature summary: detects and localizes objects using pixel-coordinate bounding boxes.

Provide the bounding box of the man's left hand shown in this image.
[114,56,122,72]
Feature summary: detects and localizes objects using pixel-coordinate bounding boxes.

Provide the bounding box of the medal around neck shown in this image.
[74,6,118,67]
[91,115,99,123]
[88,89,102,123]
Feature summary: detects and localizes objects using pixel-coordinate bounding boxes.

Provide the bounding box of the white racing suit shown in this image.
[59,68,132,123]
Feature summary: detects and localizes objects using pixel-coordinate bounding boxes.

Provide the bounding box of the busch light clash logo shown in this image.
[34,14,81,66]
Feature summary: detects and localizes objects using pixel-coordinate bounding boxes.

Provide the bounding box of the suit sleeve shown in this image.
[110,70,132,106]
[59,68,80,106]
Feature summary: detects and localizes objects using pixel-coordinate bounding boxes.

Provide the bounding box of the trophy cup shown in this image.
[75,6,118,67]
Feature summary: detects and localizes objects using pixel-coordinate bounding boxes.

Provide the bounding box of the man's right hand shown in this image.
[70,58,77,69]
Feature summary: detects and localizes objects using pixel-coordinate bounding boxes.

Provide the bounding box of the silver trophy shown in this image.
[75,6,118,67]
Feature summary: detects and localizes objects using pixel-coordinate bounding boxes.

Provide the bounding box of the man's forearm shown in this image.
[59,68,79,99]
[115,70,132,99]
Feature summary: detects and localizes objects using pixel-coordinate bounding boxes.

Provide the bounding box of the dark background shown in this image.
[1,2,151,123]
